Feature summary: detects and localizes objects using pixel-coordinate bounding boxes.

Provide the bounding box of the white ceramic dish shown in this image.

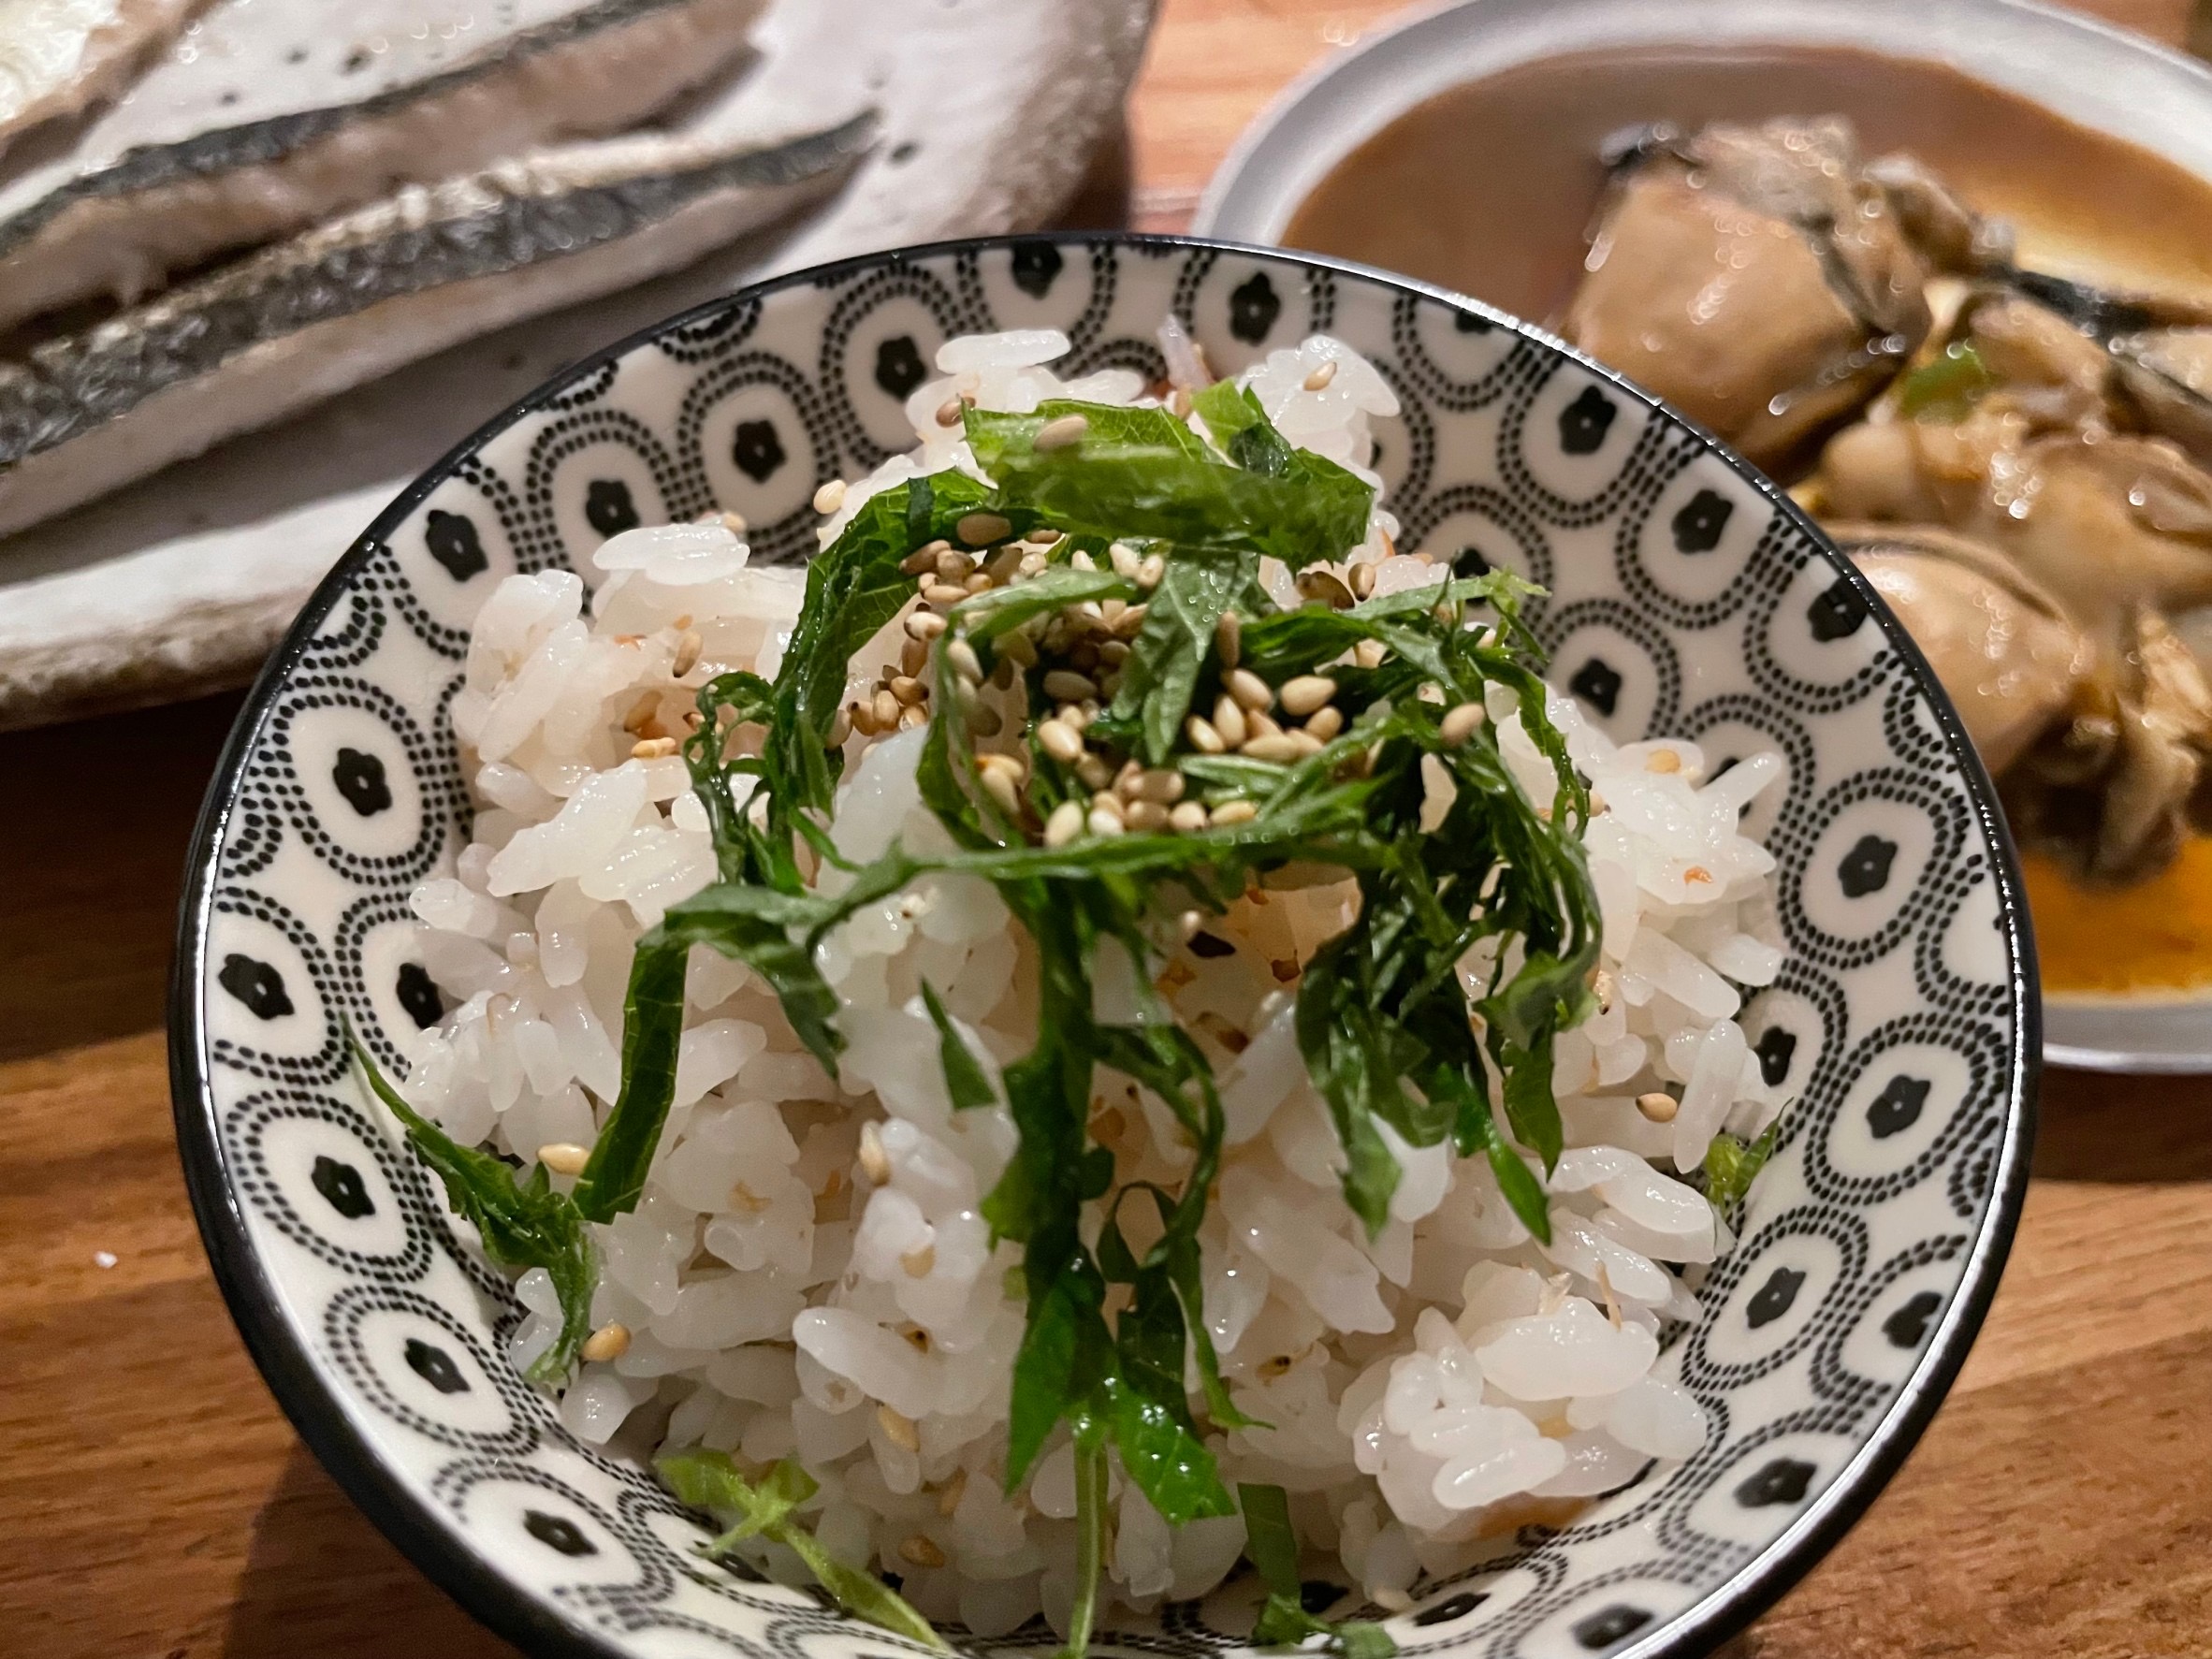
[1195,0,2212,1073]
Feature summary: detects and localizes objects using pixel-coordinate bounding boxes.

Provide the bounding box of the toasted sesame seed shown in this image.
[1185,714,1226,754]
[934,548,970,583]
[1441,702,1486,747]
[1302,357,1339,391]
[1647,748,1682,774]
[1246,708,1285,742]
[899,636,929,677]
[1087,805,1127,837]
[979,766,1021,816]
[1098,638,1130,665]
[1304,706,1345,742]
[946,639,982,682]
[849,698,879,737]
[1027,527,1066,546]
[1637,1091,1680,1124]
[729,1181,773,1214]
[1044,799,1085,847]
[1126,799,1170,832]
[890,676,927,707]
[1210,799,1259,826]
[936,395,965,427]
[1039,719,1084,764]
[1034,413,1089,450]
[813,478,847,515]
[998,628,1039,668]
[956,511,1012,546]
[904,609,947,640]
[976,749,1026,779]
[872,688,900,730]
[899,1535,946,1568]
[876,1403,922,1451]
[922,580,968,605]
[1288,729,1325,757]
[1207,694,1248,749]
[1227,668,1273,711]
[826,709,852,747]
[1070,547,1098,572]
[1298,568,1355,609]
[899,703,928,730]
[859,1120,890,1184]
[1136,553,1165,589]
[671,631,703,677]
[1170,800,1210,833]
[1347,560,1376,600]
[1057,702,1089,730]
[1354,639,1389,669]
[1171,386,1194,416]
[938,1467,968,1517]
[900,1242,937,1279]
[581,1323,631,1363]
[1042,669,1099,701]
[1108,542,1142,579]
[1279,675,1337,717]
[1215,609,1242,667]
[631,735,679,759]
[1134,768,1185,804]
[984,545,1025,585]
[1243,734,1302,764]
[964,696,1002,737]
[538,1142,590,1175]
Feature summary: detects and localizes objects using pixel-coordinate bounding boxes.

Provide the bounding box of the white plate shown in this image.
[0,0,1155,733]
[1195,0,2212,1073]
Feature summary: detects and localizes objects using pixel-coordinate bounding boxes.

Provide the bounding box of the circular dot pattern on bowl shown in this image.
[173,236,2035,1659]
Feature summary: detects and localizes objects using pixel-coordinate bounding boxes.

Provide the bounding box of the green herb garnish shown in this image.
[430,375,1602,1652]
[1241,1482,1397,1659]
[1704,1123,1781,1212]
[1896,340,1994,422]
[347,1030,596,1385]
[658,1449,948,1650]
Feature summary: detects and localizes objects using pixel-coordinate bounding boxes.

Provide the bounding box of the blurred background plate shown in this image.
[1198,0,2212,1071]
[0,0,1154,734]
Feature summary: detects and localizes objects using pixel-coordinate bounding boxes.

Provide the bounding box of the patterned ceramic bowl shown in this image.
[171,235,2037,1659]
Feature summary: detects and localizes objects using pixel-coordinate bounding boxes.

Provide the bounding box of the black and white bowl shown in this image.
[171,235,2037,1659]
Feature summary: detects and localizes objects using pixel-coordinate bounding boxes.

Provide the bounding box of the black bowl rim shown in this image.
[169,229,2040,1659]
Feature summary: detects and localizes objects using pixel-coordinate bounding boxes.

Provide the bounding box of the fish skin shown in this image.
[0,0,764,329]
[0,0,201,153]
[0,111,873,536]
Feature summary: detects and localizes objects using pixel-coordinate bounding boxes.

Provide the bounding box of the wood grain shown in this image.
[4,5,2210,1656]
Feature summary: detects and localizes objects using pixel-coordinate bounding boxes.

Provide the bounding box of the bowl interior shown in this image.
[174,235,2035,1659]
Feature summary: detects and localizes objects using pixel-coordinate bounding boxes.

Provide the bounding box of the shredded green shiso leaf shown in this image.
[363,380,1611,1655]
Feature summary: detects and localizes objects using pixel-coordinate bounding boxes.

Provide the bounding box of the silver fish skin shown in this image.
[0,110,873,537]
[0,0,764,330]
[0,0,201,154]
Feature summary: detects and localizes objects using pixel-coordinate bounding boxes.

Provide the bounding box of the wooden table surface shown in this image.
[7,3,2212,1655]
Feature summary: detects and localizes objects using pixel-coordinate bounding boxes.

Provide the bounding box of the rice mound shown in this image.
[402,328,1789,1635]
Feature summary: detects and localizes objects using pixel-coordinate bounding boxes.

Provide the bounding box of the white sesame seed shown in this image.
[631,735,678,759]
[1087,805,1127,837]
[1647,749,1682,774]
[1304,706,1345,742]
[1440,702,1486,747]
[1279,675,1337,717]
[1637,1091,1680,1124]
[946,639,982,682]
[1170,801,1209,832]
[1126,799,1170,832]
[904,609,947,640]
[1034,413,1090,450]
[1211,694,1248,749]
[1209,799,1259,826]
[1348,560,1376,600]
[1302,357,1339,391]
[890,676,927,706]
[1134,768,1184,804]
[922,581,968,605]
[1109,542,1142,579]
[1242,734,1302,764]
[859,1120,890,1184]
[1227,668,1273,711]
[1136,553,1166,589]
[1185,714,1226,754]
[581,1323,632,1363]
[538,1142,591,1175]
[812,478,847,515]
[1044,799,1085,847]
[1038,719,1084,764]
[979,766,1021,816]
[872,689,900,730]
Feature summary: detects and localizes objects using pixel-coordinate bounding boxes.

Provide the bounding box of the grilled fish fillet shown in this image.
[0,111,871,536]
[0,0,201,153]
[0,0,764,330]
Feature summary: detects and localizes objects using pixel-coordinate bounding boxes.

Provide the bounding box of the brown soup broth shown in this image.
[1283,45,2212,329]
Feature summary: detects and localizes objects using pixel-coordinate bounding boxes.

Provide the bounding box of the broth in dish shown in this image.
[1286,46,2212,997]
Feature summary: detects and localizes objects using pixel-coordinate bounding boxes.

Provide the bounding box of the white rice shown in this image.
[403,328,1788,1633]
